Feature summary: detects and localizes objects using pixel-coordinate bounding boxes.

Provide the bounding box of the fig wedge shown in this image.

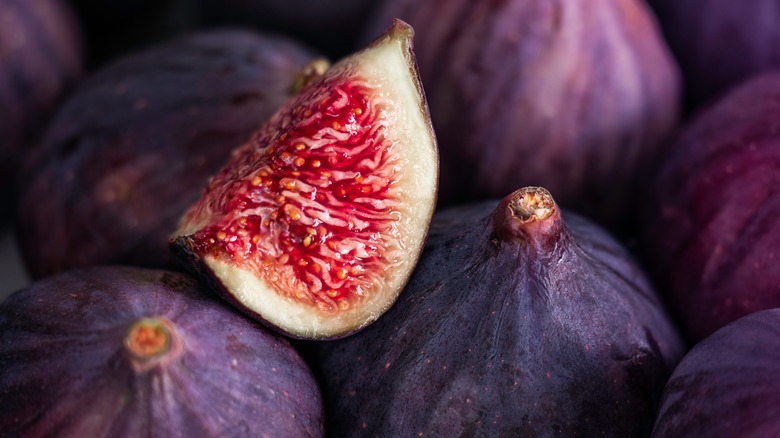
[171,20,438,340]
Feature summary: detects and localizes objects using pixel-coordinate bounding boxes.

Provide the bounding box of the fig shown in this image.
[0,266,324,437]
[362,0,681,231]
[17,30,320,279]
[652,309,780,437]
[315,187,685,436]
[640,71,780,342]
[171,20,439,340]
[0,0,83,196]
[648,0,780,109]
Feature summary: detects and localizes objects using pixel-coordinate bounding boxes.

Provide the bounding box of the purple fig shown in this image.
[640,71,780,342]
[652,309,780,437]
[648,0,780,109]
[315,186,685,436]
[0,266,324,437]
[17,30,321,279]
[361,0,680,231]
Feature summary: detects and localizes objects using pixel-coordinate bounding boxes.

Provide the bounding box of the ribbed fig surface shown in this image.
[640,71,780,342]
[653,309,780,437]
[17,30,320,279]
[316,187,684,436]
[362,0,680,231]
[0,266,323,437]
[172,21,439,340]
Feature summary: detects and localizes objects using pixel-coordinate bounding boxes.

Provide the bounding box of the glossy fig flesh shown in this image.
[653,309,780,437]
[17,30,320,279]
[171,21,438,340]
[640,71,780,342]
[362,0,680,231]
[316,187,685,436]
[0,266,323,437]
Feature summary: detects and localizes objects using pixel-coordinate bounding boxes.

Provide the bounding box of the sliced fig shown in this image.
[653,309,780,437]
[0,266,323,437]
[171,20,438,340]
[315,187,685,436]
[17,30,320,279]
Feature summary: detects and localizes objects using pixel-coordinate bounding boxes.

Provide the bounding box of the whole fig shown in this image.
[17,30,321,279]
[0,266,324,437]
[316,187,685,436]
[640,71,780,342]
[653,309,780,437]
[362,0,680,231]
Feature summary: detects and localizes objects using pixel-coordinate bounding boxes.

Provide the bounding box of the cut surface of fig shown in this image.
[172,20,438,340]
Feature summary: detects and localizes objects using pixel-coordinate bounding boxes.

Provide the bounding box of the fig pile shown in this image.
[6,1,780,436]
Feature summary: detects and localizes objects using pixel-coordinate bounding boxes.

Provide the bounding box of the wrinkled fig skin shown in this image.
[197,0,377,58]
[648,0,780,110]
[316,188,685,437]
[640,72,780,343]
[362,0,680,232]
[653,309,780,437]
[0,0,83,196]
[0,266,324,437]
[17,30,320,279]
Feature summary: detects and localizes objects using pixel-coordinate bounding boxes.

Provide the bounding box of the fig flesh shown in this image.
[653,309,780,437]
[171,20,438,340]
[315,187,685,436]
[640,71,780,342]
[17,30,320,279]
[362,0,680,231]
[0,266,324,437]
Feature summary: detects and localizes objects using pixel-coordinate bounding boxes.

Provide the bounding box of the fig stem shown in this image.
[125,318,178,372]
[509,187,555,222]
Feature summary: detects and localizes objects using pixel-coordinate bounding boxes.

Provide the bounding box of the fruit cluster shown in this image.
[2,0,779,436]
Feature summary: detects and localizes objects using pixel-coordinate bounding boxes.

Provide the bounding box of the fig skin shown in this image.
[0,266,324,437]
[0,0,83,199]
[648,0,780,110]
[640,71,780,343]
[315,187,685,437]
[361,0,681,232]
[652,309,780,437]
[16,30,321,279]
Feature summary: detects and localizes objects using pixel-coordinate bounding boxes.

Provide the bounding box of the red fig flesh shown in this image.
[171,21,438,340]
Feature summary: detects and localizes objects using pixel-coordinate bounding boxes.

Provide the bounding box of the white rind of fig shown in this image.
[171,20,438,340]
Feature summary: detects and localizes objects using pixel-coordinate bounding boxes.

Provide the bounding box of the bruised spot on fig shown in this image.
[125,317,180,372]
[290,58,331,95]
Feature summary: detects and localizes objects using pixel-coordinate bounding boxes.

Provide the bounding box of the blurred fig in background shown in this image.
[363,0,680,233]
[0,0,83,209]
[640,71,780,343]
[17,30,321,279]
[648,0,780,110]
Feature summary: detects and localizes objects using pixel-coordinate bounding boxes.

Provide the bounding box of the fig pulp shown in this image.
[172,20,438,340]
[653,309,780,437]
[640,71,780,342]
[0,266,324,437]
[17,30,320,279]
[362,0,680,231]
[315,187,684,436]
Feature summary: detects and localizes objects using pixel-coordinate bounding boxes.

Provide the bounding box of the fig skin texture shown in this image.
[362,0,680,232]
[640,71,780,343]
[0,266,324,437]
[0,0,83,196]
[171,20,439,341]
[315,187,685,437]
[17,30,321,279]
[648,0,780,110]
[652,309,780,437]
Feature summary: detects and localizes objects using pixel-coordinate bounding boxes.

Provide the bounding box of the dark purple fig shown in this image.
[17,30,321,279]
[0,0,83,196]
[361,0,680,232]
[652,309,780,437]
[315,186,685,436]
[640,71,780,343]
[648,0,780,109]
[0,266,324,437]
